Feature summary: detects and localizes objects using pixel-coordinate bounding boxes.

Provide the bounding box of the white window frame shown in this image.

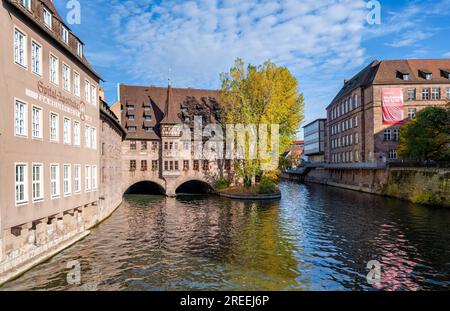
[63,117,71,145]
[92,165,97,191]
[85,125,91,148]
[43,7,52,29]
[21,0,31,10]
[15,163,28,206]
[61,26,69,44]
[49,53,59,85]
[62,63,71,92]
[91,127,97,150]
[50,112,59,142]
[73,71,81,97]
[31,105,43,139]
[77,41,83,58]
[14,27,27,68]
[85,165,92,192]
[74,164,81,194]
[431,88,440,100]
[31,40,42,76]
[91,85,97,106]
[84,80,91,104]
[15,99,28,137]
[63,164,72,197]
[73,121,81,146]
[447,88,450,99]
[32,163,44,202]
[50,164,60,199]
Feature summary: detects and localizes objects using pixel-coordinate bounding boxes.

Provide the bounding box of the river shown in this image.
[2,180,450,291]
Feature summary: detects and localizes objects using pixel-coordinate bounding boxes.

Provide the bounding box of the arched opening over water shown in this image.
[176,180,215,195]
[125,181,165,195]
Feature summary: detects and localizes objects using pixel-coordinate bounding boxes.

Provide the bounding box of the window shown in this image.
[389,149,398,160]
[447,88,450,99]
[77,42,83,57]
[128,115,135,121]
[425,73,432,80]
[50,164,60,198]
[393,129,399,141]
[43,7,52,28]
[31,41,42,75]
[127,126,137,132]
[193,160,200,171]
[407,89,416,101]
[92,166,97,190]
[63,164,71,196]
[74,121,80,146]
[31,106,42,139]
[74,72,80,97]
[50,54,59,84]
[85,125,91,148]
[355,133,359,144]
[21,0,31,10]
[91,127,97,149]
[431,88,440,100]
[408,108,416,120]
[152,160,158,171]
[202,160,209,171]
[183,160,189,171]
[384,129,391,141]
[141,141,147,151]
[63,117,71,144]
[62,64,71,92]
[130,160,136,171]
[85,80,91,103]
[61,26,69,44]
[85,166,91,191]
[354,94,358,108]
[74,165,81,193]
[422,88,430,100]
[402,74,409,81]
[15,164,28,205]
[130,141,136,150]
[14,28,26,67]
[15,100,27,136]
[141,160,148,171]
[32,164,43,202]
[91,85,97,106]
[50,113,59,142]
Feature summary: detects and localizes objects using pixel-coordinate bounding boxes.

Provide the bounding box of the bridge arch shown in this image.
[123,179,166,196]
[175,179,215,195]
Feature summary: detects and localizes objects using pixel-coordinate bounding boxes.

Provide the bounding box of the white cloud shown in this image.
[104,0,368,88]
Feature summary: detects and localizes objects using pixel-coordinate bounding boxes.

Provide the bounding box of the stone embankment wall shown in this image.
[286,167,450,207]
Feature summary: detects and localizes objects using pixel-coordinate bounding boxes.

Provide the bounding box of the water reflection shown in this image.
[2,181,450,291]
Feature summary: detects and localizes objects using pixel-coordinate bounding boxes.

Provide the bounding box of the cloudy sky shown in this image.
[54,0,450,138]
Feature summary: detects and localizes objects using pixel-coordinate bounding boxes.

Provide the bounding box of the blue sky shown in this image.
[54,0,450,138]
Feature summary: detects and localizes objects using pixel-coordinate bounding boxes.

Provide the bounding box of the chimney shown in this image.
[99,87,105,101]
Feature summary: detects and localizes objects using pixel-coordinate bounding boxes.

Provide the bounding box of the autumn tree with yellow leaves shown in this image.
[219,58,304,187]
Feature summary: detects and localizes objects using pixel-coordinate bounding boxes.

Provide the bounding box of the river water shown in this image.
[2,180,450,291]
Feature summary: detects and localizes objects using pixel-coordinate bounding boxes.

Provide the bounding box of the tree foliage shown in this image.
[219,58,304,183]
[398,105,450,162]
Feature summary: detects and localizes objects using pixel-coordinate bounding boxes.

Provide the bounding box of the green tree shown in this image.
[398,105,450,162]
[219,58,304,184]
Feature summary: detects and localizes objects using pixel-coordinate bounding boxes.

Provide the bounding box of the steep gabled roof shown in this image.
[160,85,180,125]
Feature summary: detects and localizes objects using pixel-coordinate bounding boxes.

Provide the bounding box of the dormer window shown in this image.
[77,42,83,57]
[21,0,31,10]
[397,71,410,81]
[43,7,52,28]
[61,26,69,44]
[419,70,432,80]
[441,69,450,79]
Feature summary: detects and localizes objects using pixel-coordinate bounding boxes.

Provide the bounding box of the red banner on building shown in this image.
[382,88,405,125]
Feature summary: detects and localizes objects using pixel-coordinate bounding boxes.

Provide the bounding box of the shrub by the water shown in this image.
[216,178,230,190]
[257,176,278,194]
